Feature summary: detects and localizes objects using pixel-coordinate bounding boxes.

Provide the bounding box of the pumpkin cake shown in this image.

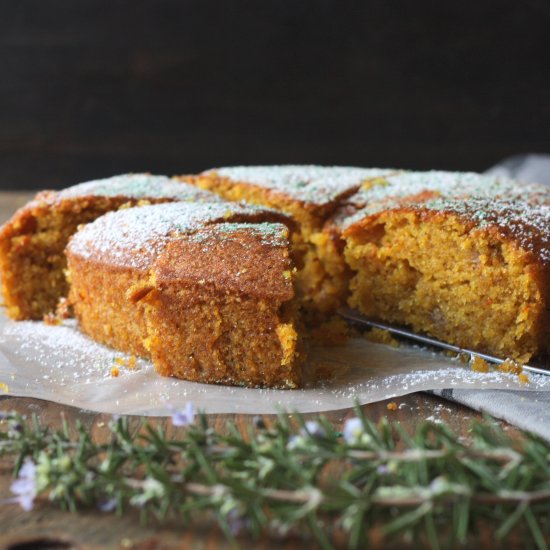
[189,165,395,316]
[65,202,302,388]
[344,197,550,361]
[0,174,219,320]
[3,167,550,389]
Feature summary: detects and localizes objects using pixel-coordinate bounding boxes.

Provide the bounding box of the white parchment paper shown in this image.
[1,311,549,416]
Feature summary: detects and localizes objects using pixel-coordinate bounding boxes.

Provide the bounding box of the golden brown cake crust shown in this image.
[198,165,393,206]
[154,224,294,302]
[345,197,550,267]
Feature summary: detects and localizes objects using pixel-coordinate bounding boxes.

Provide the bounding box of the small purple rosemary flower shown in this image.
[302,421,325,438]
[343,417,364,444]
[171,402,195,427]
[10,458,37,511]
[376,464,390,475]
[97,497,117,512]
[227,508,252,536]
[286,435,300,450]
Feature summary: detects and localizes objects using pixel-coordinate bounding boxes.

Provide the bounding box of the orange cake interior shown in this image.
[344,198,550,361]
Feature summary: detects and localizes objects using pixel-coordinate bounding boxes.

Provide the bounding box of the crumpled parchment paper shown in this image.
[1,312,548,416]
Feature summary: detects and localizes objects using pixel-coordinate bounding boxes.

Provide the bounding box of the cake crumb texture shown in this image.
[345,198,550,361]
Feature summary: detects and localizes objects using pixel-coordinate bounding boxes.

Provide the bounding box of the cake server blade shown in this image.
[338,308,550,377]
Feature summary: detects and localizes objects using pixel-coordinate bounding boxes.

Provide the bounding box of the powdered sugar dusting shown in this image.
[58,173,218,202]
[419,197,550,264]
[1,319,147,385]
[340,170,550,229]
[211,165,394,205]
[188,222,289,247]
[67,201,276,269]
[378,171,548,203]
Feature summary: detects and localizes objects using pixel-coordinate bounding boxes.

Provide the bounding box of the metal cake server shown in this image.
[338,308,550,377]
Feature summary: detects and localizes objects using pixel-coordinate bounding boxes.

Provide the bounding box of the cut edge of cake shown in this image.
[344,197,550,362]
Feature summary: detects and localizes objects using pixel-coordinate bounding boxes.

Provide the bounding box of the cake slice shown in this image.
[344,197,550,361]
[66,202,302,388]
[322,171,550,316]
[189,165,394,316]
[0,174,219,320]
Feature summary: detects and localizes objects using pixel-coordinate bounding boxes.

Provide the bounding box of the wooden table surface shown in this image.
[0,192,525,550]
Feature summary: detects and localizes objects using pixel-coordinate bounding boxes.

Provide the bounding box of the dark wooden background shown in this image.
[1,0,549,190]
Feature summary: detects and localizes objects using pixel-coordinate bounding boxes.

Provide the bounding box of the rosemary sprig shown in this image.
[1,407,550,549]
